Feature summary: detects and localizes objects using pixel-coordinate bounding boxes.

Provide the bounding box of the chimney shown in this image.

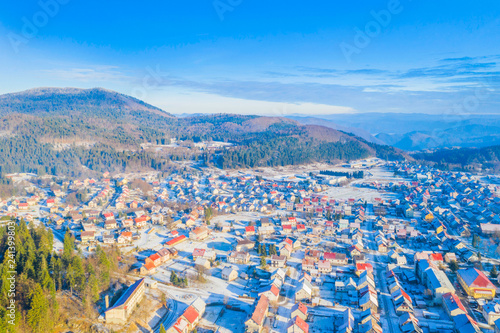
[105,295,109,309]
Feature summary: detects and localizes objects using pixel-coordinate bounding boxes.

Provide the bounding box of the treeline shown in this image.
[215,137,370,169]
[0,137,171,177]
[414,145,500,165]
[0,176,21,199]
[0,220,120,332]
[413,145,500,172]
[319,170,364,178]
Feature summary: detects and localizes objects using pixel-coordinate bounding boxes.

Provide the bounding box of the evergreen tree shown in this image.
[449,260,459,273]
[170,271,178,284]
[260,257,266,267]
[27,284,50,333]
[472,234,481,248]
[89,274,100,302]
[71,256,86,294]
[67,263,75,295]
[491,265,498,278]
[62,229,75,264]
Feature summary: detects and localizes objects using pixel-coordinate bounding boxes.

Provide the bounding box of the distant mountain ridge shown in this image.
[375,124,500,150]
[289,112,500,150]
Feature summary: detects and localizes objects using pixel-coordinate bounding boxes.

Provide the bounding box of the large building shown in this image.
[425,268,455,303]
[457,268,496,299]
[105,278,145,324]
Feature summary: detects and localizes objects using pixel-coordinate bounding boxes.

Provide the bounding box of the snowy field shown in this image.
[319,185,397,201]
[318,165,411,201]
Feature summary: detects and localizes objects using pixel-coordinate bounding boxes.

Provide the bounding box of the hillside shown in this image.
[0,87,172,118]
[0,87,405,176]
[413,145,500,172]
[286,115,383,144]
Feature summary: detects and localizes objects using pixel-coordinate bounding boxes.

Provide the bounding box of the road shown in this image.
[364,213,401,333]
[278,267,299,306]
[374,256,401,333]
[152,290,178,333]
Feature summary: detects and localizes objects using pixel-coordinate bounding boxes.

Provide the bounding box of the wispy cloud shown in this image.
[295,56,500,82]
[39,65,129,83]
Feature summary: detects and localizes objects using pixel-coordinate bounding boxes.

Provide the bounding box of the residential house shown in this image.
[221,266,238,281]
[228,251,250,264]
[290,302,308,321]
[245,295,269,333]
[271,255,287,268]
[287,316,309,333]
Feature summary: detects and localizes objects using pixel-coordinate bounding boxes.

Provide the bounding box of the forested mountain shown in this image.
[0,88,406,176]
[413,145,500,172]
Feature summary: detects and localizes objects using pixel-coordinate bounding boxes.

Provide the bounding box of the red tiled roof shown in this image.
[302,259,315,267]
[401,289,412,302]
[192,227,207,235]
[291,316,309,333]
[193,248,205,257]
[430,253,443,261]
[166,235,186,246]
[182,306,199,324]
[324,252,336,260]
[296,302,307,314]
[356,263,373,272]
[149,253,161,262]
[144,261,156,271]
[251,295,269,325]
[134,216,148,223]
[270,284,280,296]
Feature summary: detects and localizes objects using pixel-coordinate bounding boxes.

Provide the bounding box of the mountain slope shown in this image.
[286,115,384,144]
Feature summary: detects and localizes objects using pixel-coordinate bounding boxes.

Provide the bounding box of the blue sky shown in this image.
[0,0,499,115]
